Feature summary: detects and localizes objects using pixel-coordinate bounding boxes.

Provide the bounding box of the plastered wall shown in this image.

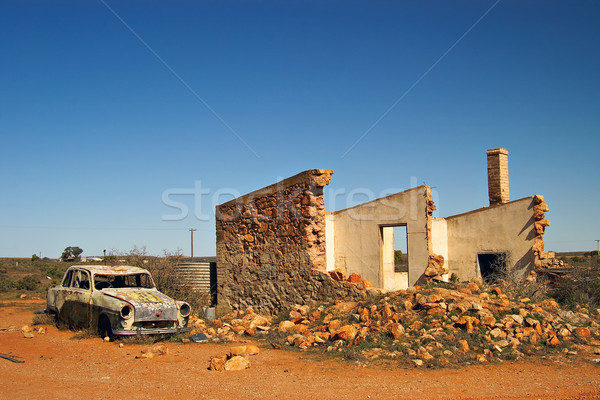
[330,186,432,287]
[445,197,537,281]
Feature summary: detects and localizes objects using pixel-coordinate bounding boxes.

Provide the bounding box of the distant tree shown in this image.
[61,246,83,262]
[394,250,404,264]
[31,254,40,261]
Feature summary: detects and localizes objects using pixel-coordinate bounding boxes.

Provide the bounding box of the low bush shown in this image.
[552,263,600,308]
[0,277,15,292]
[16,275,40,291]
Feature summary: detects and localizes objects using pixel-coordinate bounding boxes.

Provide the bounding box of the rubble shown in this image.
[192,280,600,367]
[208,345,258,372]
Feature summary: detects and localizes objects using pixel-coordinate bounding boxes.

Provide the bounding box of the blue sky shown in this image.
[1,0,598,258]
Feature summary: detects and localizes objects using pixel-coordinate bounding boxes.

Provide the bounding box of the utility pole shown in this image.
[190,228,197,260]
[595,240,600,256]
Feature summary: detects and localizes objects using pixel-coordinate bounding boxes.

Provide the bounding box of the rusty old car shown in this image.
[47,265,191,337]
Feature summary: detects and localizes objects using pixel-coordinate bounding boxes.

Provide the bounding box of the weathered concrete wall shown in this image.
[431,217,448,278]
[331,186,433,288]
[445,197,538,281]
[216,169,366,314]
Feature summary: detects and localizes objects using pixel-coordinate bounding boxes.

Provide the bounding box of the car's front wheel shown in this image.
[97,315,113,340]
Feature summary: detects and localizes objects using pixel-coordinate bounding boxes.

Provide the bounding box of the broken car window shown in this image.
[94,273,154,290]
[62,270,74,287]
[72,270,91,291]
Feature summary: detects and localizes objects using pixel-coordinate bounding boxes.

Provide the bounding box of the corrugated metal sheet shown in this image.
[176,262,217,305]
[176,262,211,291]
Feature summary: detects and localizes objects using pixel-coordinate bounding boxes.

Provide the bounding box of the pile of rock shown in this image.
[188,308,272,343]
[267,283,600,366]
[209,344,259,371]
[189,281,600,367]
[328,270,374,291]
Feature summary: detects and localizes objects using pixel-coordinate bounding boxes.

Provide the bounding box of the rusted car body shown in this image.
[47,265,190,337]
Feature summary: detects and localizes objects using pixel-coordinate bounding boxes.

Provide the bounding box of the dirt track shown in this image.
[1,299,599,400]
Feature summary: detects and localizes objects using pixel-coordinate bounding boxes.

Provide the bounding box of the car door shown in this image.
[64,269,93,329]
[52,269,73,316]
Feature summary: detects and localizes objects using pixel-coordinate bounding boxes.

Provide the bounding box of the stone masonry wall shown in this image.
[487,148,510,206]
[216,169,367,314]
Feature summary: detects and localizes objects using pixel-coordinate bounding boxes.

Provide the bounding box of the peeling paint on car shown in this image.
[46,265,190,337]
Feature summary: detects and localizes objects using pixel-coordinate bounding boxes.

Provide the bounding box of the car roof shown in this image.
[66,265,151,276]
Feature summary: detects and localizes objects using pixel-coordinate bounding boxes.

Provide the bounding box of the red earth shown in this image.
[1,299,599,400]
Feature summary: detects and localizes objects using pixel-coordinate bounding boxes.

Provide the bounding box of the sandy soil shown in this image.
[1,299,599,400]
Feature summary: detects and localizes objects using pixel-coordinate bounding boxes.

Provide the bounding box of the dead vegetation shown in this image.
[104,247,212,314]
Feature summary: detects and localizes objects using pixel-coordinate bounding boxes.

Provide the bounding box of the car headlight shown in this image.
[178,302,191,318]
[120,304,133,319]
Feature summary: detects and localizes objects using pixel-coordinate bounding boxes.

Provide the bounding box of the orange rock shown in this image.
[293,336,309,349]
[310,310,321,322]
[382,303,393,321]
[458,288,472,295]
[458,339,470,352]
[246,344,260,355]
[329,270,346,282]
[359,308,369,323]
[468,282,480,292]
[529,332,540,344]
[245,328,255,336]
[575,327,591,338]
[327,319,342,333]
[428,294,443,303]
[224,355,250,371]
[278,320,296,333]
[333,325,358,342]
[208,353,228,371]
[347,273,362,283]
[389,323,405,339]
[548,335,560,346]
[230,345,247,356]
[409,321,423,331]
[523,327,535,336]
[481,315,497,327]
[363,279,373,289]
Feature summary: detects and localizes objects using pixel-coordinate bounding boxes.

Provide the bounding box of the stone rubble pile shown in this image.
[193,280,600,367]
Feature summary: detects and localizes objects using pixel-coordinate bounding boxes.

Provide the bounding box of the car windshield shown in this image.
[94,273,154,290]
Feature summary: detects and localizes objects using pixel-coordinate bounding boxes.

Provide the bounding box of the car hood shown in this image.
[102,288,178,322]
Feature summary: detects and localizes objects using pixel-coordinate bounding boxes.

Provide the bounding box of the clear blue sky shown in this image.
[1,1,598,258]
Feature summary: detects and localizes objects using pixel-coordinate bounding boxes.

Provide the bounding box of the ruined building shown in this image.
[215,149,552,314]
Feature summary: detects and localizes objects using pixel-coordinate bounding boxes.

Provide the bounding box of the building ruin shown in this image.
[215,148,552,314]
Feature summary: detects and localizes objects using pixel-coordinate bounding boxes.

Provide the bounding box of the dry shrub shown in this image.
[119,247,211,314]
[486,253,547,302]
[552,259,600,308]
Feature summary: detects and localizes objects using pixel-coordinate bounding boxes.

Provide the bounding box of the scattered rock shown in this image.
[246,344,260,355]
[209,353,228,371]
[411,359,424,367]
[224,356,250,371]
[230,345,248,357]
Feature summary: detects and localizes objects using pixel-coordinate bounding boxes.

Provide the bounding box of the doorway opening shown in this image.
[380,224,409,291]
[477,253,506,283]
[394,226,408,273]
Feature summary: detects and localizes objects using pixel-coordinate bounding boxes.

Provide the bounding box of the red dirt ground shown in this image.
[1,299,599,400]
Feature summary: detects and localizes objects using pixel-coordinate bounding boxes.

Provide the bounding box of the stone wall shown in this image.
[216,169,365,314]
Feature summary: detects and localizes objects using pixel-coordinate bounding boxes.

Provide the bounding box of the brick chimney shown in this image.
[487,148,509,206]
